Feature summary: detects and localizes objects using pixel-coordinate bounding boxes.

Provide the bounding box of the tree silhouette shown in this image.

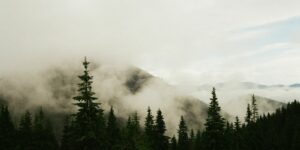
[177,116,189,150]
[72,57,105,150]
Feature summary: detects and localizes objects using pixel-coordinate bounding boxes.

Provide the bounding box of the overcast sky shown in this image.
[1,0,300,85]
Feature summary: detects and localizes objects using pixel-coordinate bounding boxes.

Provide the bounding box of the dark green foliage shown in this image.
[194,130,202,150]
[60,117,73,150]
[0,105,15,150]
[234,116,241,130]
[32,109,58,150]
[144,107,155,149]
[17,111,33,150]
[202,87,225,150]
[71,57,105,150]
[154,109,168,150]
[245,103,252,124]
[189,129,195,150]
[170,136,177,150]
[106,107,121,150]
[251,95,258,122]
[177,116,189,150]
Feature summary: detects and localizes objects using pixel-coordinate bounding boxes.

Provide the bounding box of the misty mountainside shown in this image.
[199,81,300,90]
[0,62,208,135]
[223,94,286,119]
[195,81,300,118]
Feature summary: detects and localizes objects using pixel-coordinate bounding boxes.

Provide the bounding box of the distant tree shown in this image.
[60,117,73,150]
[189,129,195,150]
[202,87,225,150]
[32,108,58,150]
[144,107,155,149]
[245,104,252,124]
[170,136,177,150]
[177,116,189,150]
[145,107,154,136]
[72,57,105,150]
[234,116,241,131]
[17,111,33,150]
[251,95,258,122]
[106,106,121,150]
[194,130,202,150]
[154,109,168,150]
[0,105,15,150]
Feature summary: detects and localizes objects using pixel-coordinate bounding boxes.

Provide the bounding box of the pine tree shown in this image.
[144,107,155,149]
[189,129,195,150]
[60,117,73,150]
[154,109,168,150]
[203,87,225,150]
[132,112,141,134]
[32,108,58,150]
[72,57,105,150]
[177,116,189,150]
[106,106,121,150]
[0,105,15,150]
[194,130,202,150]
[17,111,33,150]
[234,116,241,131]
[245,104,252,125]
[145,107,154,136]
[170,136,177,150]
[251,95,258,122]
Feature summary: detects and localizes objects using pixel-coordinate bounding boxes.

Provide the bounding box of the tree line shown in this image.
[0,58,299,150]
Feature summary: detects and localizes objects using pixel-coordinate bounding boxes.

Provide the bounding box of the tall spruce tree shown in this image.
[72,57,105,150]
[203,87,225,150]
[154,109,168,150]
[251,95,258,122]
[177,116,189,150]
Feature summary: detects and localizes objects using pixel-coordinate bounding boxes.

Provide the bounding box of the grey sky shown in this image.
[1,0,300,85]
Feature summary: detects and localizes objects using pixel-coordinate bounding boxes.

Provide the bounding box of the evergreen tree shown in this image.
[245,104,252,124]
[132,112,141,134]
[32,108,58,150]
[251,95,258,122]
[0,105,15,150]
[194,130,202,150]
[203,87,225,150]
[234,116,241,131]
[189,129,195,150]
[144,107,155,149]
[154,109,168,150]
[170,136,177,150]
[177,116,189,150]
[60,117,73,150]
[145,107,154,136]
[106,106,121,150]
[72,57,105,150]
[17,111,33,150]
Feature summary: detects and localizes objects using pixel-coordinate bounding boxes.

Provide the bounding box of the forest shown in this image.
[0,59,299,150]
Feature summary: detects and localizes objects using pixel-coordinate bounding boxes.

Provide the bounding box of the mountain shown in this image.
[289,83,300,88]
[0,63,208,135]
[223,94,285,120]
